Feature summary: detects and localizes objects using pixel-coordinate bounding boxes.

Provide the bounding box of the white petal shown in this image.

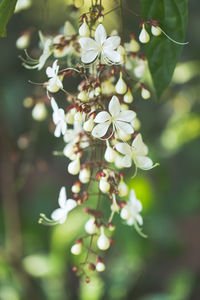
[135,200,143,213]
[65,199,77,212]
[115,142,131,155]
[108,95,121,116]
[81,50,99,64]
[116,120,134,134]
[103,36,121,50]
[116,110,136,122]
[122,154,132,167]
[92,122,111,138]
[95,24,107,45]
[132,133,148,156]
[58,186,67,208]
[79,37,98,50]
[46,66,54,78]
[103,50,121,63]
[129,189,137,202]
[134,155,153,170]
[94,111,111,123]
[51,208,66,223]
[51,97,58,112]
[136,214,143,226]
[54,124,61,137]
[56,77,63,88]
[61,121,67,135]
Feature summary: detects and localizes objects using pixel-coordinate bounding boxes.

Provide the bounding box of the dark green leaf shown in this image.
[139,0,188,99]
[0,0,17,37]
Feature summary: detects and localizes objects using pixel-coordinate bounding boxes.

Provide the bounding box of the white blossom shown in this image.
[115,133,157,170]
[92,95,136,139]
[51,187,77,224]
[79,24,121,64]
[46,60,63,92]
[120,189,143,226]
[51,98,67,137]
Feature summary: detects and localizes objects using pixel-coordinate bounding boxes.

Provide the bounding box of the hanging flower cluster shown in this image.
[20,2,161,282]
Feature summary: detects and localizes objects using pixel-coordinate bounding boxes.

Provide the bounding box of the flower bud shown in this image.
[68,158,80,175]
[74,111,83,122]
[104,145,117,163]
[118,181,129,197]
[16,32,30,49]
[111,194,120,212]
[97,227,110,251]
[71,240,82,255]
[77,91,88,101]
[129,38,140,52]
[115,72,127,94]
[47,78,61,93]
[95,86,101,96]
[98,15,104,23]
[108,222,115,232]
[139,25,150,44]
[141,87,151,100]
[66,112,75,125]
[79,168,90,184]
[32,103,47,121]
[63,143,74,158]
[96,262,106,272]
[124,88,134,103]
[151,25,162,36]
[120,205,131,220]
[72,181,81,193]
[83,117,94,132]
[85,217,97,234]
[79,22,90,37]
[99,179,110,193]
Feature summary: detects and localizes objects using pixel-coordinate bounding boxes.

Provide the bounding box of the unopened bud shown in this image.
[115,72,127,94]
[85,217,97,234]
[71,240,82,255]
[79,22,90,37]
[151,25,162,36]
[97,227,110,251]
[72,181,81,193]
[124,88,134,103]
[139,24,150,44]
[79,168,91,184]
[68,158,80,175]
[99,179,110,193]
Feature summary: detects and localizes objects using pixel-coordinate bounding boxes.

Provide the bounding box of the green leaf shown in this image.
[0,0,17,37]
[139,0,188,99]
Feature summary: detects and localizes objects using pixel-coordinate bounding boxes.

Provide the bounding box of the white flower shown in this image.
[92,95,135,139]
[79,24,121,64]
[116,133,157,170]
[51,187,77,224]
[23,31,52,70]
[46,60,63,93]
[51,98,67,137]
[120,189,143,226]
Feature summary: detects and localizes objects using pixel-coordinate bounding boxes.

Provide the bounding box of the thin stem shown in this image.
[119,0,124,42]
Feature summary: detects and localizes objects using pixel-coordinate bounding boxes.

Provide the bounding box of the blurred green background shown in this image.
[0,0,200,299]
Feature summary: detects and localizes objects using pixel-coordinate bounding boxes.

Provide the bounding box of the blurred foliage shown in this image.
[0,0,200,299]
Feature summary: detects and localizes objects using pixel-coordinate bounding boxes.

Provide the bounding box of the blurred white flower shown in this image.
[121,189,143,226]
[51,187,77,224]
[51,98,67,137]
[79,24,121,64]
[46,60,63,93]
[92,95,135,139]
[116,133,157,170]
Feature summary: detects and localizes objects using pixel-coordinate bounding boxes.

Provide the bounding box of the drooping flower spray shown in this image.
[20,0,164,282]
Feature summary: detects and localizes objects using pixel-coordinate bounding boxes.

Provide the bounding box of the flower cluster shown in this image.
[21,3,159,282]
